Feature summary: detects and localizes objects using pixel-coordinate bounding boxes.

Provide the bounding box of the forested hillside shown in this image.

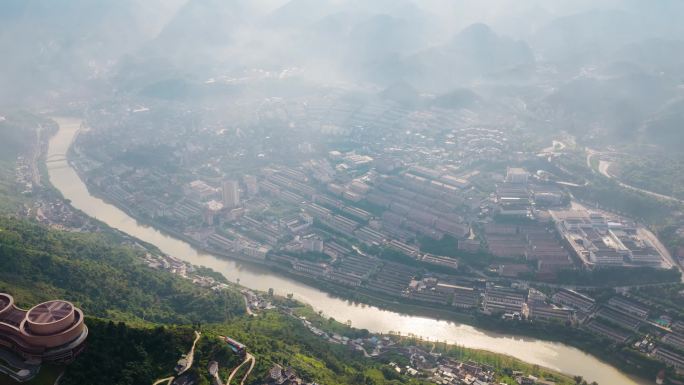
[0,217,244,324]
[60,319,195,385]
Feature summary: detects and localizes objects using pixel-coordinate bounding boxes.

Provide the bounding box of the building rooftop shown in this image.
[27,301,73,324]
[0,294,10,310]
[0,293,87,363]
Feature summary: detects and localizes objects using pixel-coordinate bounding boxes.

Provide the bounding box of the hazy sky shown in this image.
[1,0,682,106]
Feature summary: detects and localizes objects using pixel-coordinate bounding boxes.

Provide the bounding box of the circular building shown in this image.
[0,293,87,364]
[25,300,75,336]
[0,293,13,315]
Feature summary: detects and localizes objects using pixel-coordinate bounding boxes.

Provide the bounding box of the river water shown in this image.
[47,117,650,385]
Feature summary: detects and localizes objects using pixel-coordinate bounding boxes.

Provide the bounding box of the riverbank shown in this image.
[270,263,666,382]
[72,161,660,384]
[288,302,580,385]
[46,116,652,385]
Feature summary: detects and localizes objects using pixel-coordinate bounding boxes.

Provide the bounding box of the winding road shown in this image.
[225,353,255,385]
[151,331,201,385]
[178,331,202,376]
[242,294,254,317]
[588,149,683,205]
[151,377,174,385]
[600,159,683,204]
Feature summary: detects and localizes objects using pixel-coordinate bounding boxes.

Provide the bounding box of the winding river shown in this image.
[47,117,650,385]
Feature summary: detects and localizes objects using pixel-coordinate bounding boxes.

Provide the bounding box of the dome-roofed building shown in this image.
[0,293,88,382]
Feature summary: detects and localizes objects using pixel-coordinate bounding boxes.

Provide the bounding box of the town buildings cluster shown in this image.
[63,91,680,377]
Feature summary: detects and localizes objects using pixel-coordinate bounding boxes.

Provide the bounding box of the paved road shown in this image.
[151,377,174,385]
[586,149,597,173]
[589,149,684,205]
[603,161,683,204]
[240,354,255,385]
[151,331,201,385]
[211,370,223,385]
[225,353,255,385]
[178,331,201,375]
[242,294,254,316]
[226,356,248,385]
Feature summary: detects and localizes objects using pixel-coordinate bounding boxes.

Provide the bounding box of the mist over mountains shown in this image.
[1,0,682,150]
[0,0,183,102]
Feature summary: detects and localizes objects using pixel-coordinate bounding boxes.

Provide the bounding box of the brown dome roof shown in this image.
[26,301,74,324]
[0,294,11,310]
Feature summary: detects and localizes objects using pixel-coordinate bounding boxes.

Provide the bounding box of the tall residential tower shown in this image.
[222,180,240,208]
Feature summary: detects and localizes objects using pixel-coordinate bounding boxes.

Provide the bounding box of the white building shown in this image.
[505,167,529,184]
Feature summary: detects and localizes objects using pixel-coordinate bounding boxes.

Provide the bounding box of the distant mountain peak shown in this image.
[380,81,420,105]
[456,23,494,39]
